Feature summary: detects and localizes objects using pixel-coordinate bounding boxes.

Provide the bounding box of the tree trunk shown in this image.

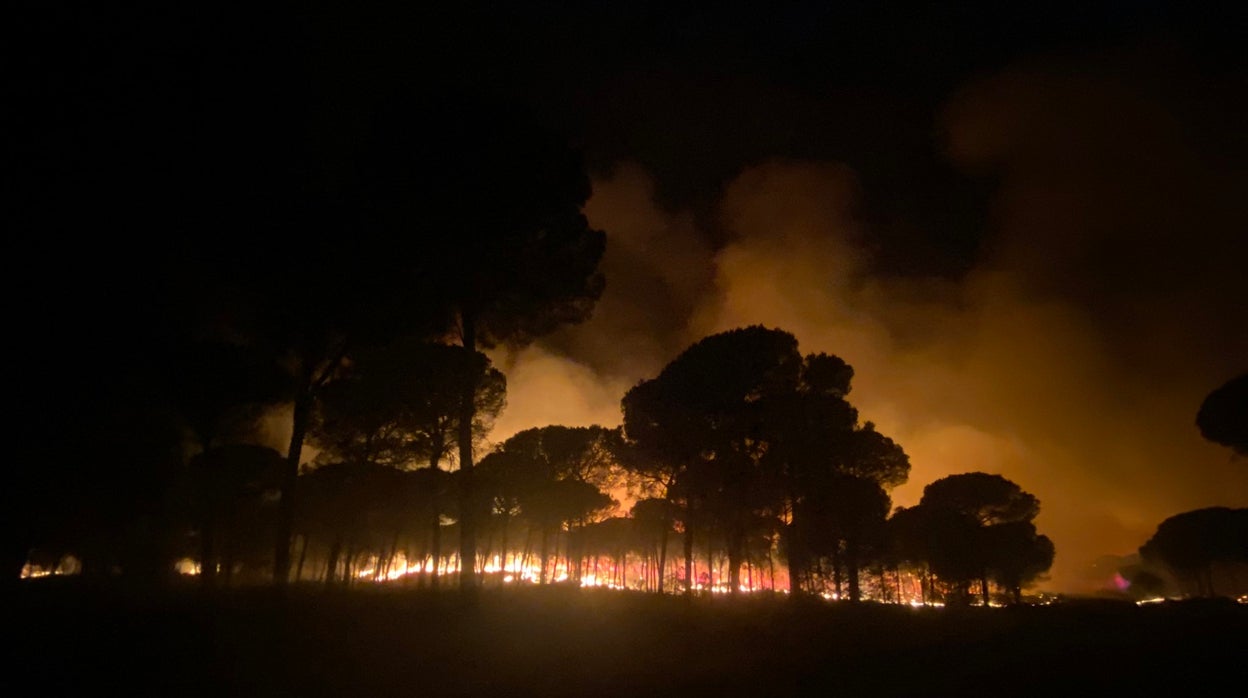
[568,526,581,583]
[832,548,843,599]
[683,520,694,597]
[783,524,804,595]
[275,376,313,586]
[325,537,342,588]
[499,514,510,580]
[980,572,990,606]
[427,449,443,590]
[846,539,860,602]
[522,528,534,580]
[539,528,550,585]
[430,509,442,590]
[387,531,401,580]
[657,528,669,594]
[727,528,743,596]
[457,311,479,597]
[295,534,308,583]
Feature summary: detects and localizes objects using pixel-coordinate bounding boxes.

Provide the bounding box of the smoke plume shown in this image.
[490,47,1248,592]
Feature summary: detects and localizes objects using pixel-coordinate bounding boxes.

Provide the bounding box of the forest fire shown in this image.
[326,551,949,604]
[7,4,1247,696]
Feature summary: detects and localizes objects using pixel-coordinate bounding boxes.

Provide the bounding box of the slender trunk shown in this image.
[683,520,694,597]
[522,528,534,579]
[499,514,510,579]
[276,376,314,586]
[847,539,860,602]
[569,527,580,583]
[657,529,669,594]
[457,311,479,597]
[482,522,495,583]
[343,547,356,587]
[430,509,442,590]
[428,449,442,590]
[711,547,721,592]
[727,529,743,596]
[783,523,804,595]
[295,534,309,583]
[325,537,342,588]
[832,547,843,598]
[386,532,401,580]
[539,528,550,585]
[980,572,990,606]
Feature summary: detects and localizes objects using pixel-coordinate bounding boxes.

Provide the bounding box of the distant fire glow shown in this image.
[24,548,1040,605]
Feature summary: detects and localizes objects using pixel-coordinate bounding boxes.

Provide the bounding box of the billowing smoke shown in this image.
[488,47,1248,593]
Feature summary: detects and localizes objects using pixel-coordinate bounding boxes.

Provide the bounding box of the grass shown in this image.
[7,579,1246,696]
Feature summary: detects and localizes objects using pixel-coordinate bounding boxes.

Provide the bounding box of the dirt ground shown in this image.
[7,580,1245,696]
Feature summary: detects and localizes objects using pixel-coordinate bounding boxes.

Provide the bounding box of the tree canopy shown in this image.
[1140,506,1248,598]
[898,472,1053,604]
[621,325,911,597]
[1196,373,1248,457]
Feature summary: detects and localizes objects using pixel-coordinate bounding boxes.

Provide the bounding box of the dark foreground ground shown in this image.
[6,580,1246,697]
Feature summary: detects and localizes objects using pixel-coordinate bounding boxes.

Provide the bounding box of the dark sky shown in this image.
[378,1,1246,274]
[12,2,1247,592]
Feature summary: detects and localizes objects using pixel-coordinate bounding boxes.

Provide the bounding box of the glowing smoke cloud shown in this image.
[494,49,1247,593]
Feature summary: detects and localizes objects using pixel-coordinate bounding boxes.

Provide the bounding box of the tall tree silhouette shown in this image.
[479,426,618,582]
[623,327,911,596]
[187,444,285,587]
[361,92,607,594]
[1140,507,1248,598]
[797,474,891,601]
[749,351,910,597]
[311,339,505,587]
[1196,373,1247,457]
[161,14,463,585]
[630,498,679,593]
[622,326,803,595]
[903,472,1051,605]
[984,521,1055,604]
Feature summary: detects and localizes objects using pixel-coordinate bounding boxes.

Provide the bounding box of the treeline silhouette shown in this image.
[16,307,1067,606]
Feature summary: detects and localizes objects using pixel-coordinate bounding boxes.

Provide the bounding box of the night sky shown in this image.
[13,2,1247,592]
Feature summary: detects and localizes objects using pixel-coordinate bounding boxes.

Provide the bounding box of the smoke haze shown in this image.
[488,47,1248,593]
